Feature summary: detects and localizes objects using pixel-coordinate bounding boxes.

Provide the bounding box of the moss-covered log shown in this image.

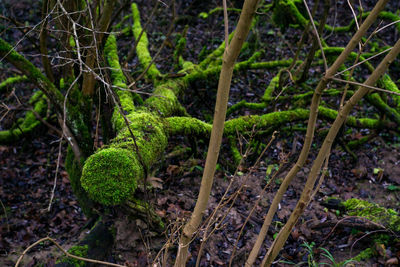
[79,3,397,211]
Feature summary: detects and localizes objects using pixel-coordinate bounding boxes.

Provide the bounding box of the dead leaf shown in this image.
[167,165,181,176]
[148,176,163,189]
[385,257,399,266]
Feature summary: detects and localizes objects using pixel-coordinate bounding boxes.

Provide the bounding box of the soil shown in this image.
[1,0,400,266]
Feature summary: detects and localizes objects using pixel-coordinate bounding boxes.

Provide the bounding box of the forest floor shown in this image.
[1,0,400,266]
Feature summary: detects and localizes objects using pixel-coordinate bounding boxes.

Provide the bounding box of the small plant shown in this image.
[302,241,318,267]
[319,247,355,267]
[280,242,355,267]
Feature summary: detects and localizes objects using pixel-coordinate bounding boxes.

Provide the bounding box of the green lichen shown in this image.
[131,3,161,80]
[56,245,88,267]
[343,198,400,232]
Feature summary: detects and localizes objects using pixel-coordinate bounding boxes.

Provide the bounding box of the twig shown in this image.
[334,47,392,77]
[47,136,63,212]
[223,0,229,48]
[302,0,327,71]
[15,237,125,267]
[331,77,400,96]
[375,19,400,34]
[0,199,10,232]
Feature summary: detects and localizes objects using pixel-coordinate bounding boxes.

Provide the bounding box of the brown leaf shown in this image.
[385,257,399,266]
[148,176,163,189]
[167,165,181,176]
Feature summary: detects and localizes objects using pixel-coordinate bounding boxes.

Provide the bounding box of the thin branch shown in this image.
[47,137,63,212]
[223,0,229,48]
[15,237,125,267]
[331,77,400,96]
[334,46,392,77]
[302,0,327,71]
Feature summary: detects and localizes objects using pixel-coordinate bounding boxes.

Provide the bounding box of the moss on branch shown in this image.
[0,91,47,144]
[0,75,28,92]
[131,3,161,81]
[104,34,141,131]
[343,198,400,232]
[0,38,64,111]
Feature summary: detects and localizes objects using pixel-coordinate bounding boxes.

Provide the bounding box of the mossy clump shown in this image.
[56,245,88,267]
[351,248,374,262]
[272,0,307,31]
[81,148,140,206]
[343,198,400,232]
[81,111,168,206]
[117,111,168,164]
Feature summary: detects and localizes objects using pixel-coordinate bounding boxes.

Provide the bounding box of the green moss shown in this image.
[104,35,128,86]
[127,199,165,229]
[173,31,187,69]
[365,93,400,125]
[81,147,140,206]
[272,0,307,31]
[81,111,168,206]
[0,91,47,144]
[381,74,400,109]
[65,90,93,155]
[104,34,142,131]
[263,74,280,101]
[131,3,161,80]
[0,75,28,92]
[229,136,242,166]
[224,109,310,134]
[226,101,266,117]
[116,111,168,166]
[56,245,88,267]
[198,31,234,69]
[0,38,64,106]
[59,78,65,90]
[166,116,212,136]
[65,147,94,216]
[351,248,374,262]
[343,198,400,232]
[145,82,187,117]
[318,106,385,129]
